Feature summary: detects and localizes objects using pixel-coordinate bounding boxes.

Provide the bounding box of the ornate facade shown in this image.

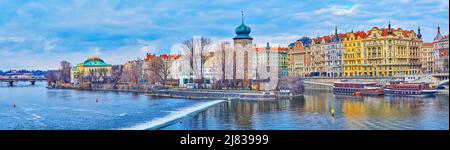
[433,26,449,73]
[288,37,313,77]
[420,42,434,74]
[70,57,112,84]
[313,27,344,77]
[343,22,422,77]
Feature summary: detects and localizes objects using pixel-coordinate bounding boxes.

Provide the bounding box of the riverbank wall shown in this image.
[49,83,302,100]
[48,82,164,93]
[148,89,280,100]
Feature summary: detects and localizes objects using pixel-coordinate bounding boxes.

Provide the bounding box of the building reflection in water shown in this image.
[174,90,448,130]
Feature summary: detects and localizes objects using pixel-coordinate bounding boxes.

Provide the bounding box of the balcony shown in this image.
[396,43,407,46]
[365,43,383,47]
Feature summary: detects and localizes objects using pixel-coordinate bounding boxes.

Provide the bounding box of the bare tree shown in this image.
[86,69,103,84]
[60,60,71,83]
[46,70,60,87]
[182,38,195,84]
[181,37,212,88]
[146,57,171,87]
[213,42,230,88]
[96,68,108,83]
[199,37,211,88]
[111,65,123,86]
[120,60,143,86]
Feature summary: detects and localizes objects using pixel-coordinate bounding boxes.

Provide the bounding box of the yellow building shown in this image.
[343,31,367,76]
[70,57,112,84]
[343,23,422,77]
[420,43,434,74]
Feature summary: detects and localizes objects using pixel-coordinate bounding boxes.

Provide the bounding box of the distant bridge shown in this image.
[437,79,449,89]
[0,77,47,86]
[431,73,449,88]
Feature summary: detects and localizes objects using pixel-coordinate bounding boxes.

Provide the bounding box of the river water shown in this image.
[1,82,448,130]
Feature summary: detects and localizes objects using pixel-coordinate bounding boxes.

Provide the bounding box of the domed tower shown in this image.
[230,11,253,88]
[233,11,253,47]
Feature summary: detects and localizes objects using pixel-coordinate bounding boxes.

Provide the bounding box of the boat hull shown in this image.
[384,89,437,97]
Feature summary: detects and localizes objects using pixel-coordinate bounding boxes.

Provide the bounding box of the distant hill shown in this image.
[0,70,47,77]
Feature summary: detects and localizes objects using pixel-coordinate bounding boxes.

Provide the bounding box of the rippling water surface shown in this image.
[164,90,449,130]
[1,82,448,130]
[0,82,220,130]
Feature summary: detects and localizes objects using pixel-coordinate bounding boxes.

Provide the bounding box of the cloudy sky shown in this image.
[0,0,448,70]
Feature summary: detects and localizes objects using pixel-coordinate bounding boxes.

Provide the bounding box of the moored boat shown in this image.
[384,82,437,97]
[359,86,384,96]
[333,81,383,96]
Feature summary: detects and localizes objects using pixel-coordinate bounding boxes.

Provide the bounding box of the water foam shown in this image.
[119,100,224,130]
[117,113,127,117]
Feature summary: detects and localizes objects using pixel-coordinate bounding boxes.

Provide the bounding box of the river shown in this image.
[1,82,448,130]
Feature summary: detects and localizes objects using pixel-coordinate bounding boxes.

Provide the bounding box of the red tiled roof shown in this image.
[344,33,352,38]
[355,31,367,38]
[254,47,286,53]
[314,37,323,43]
[254,47,263,52]
[324,36,331,42]
[156,54,181,61]
[402,31,409,38]
[381,29,389,36]
[422,42,433,46]
[311,33,345,43]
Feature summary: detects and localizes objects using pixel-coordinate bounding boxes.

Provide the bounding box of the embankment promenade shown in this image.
[148,89,280,100]
[48,83,290,100]
[47,83,160,93]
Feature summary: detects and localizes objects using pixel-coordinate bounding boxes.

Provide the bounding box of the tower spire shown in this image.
[334,26,339,42]
[241,11,244,24]
[388,20,393,35]
[434,26,443,41]
[335,26,338,34]
[417,26,422,39]
[388,20,391,29]
[438,26,440,34]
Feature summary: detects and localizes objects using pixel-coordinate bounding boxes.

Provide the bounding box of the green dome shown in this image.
[233,12,252,40]
[83,57,111,67]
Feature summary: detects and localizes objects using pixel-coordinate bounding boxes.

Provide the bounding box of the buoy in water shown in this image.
[331,108,335,117]
[13,102,16,108]
[96,96,99,103]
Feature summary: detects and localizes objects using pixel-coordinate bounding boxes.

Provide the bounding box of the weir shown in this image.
[119,100,225,130]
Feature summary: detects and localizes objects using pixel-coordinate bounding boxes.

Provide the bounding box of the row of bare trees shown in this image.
[119,59,143,85]
[181,36,211,88]
[118,58,171,86]
[147,57,171,87]
[47,61,71,85]
[48,58,172,87]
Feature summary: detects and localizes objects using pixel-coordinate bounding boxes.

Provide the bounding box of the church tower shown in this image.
[233,11,253,47]
[232,11,253,88]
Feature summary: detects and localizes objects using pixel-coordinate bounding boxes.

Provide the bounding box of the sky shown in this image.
[0,0,448,70]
